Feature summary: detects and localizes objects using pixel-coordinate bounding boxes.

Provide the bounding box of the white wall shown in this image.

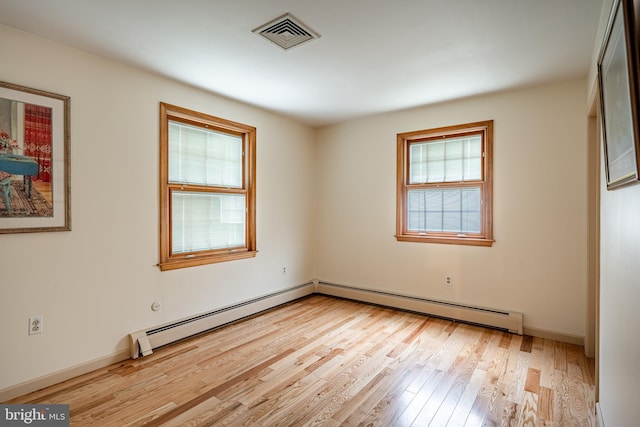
[588,0,640,424]
[0,25,316,390]
[598,179,640,425]
[315,79,589,338]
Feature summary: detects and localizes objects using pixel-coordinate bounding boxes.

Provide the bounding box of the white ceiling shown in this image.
[0,0,604,127]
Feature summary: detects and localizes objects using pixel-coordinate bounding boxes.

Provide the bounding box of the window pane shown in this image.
[407,190,427,230]
[409,135,482,184]
[410,141,449,183]
[442,190,461,231]
[426,141,445,182]
[425,190,443,230]
[169,121,242,187]
[407,188,481,233]
[172,192,246,254]
[444,138,463,181]
[409,143,427,183]
[465,137,482,180]
[461,188,481,232]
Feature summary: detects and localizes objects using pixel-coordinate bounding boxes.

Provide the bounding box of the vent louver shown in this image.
[253,13,320,50]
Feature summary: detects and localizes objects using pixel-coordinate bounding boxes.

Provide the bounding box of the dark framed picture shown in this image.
[0,81,70,233]
[598,0,640,189]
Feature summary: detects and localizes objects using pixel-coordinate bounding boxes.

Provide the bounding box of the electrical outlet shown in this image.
[282,266,287,274]
[29,316,43,335]
[444,275,452,286]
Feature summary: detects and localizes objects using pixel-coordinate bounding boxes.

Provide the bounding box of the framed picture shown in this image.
[0,81,70,233]
[598,0,640,189]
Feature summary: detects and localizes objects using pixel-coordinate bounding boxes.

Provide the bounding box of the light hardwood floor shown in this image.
[32,180,52,203]
[10,295,595,426]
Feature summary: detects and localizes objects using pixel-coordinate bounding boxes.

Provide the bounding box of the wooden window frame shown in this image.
[396,120,494,247]
[159,103,256,271]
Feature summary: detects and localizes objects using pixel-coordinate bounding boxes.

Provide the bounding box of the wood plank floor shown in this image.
[10,295,596,426]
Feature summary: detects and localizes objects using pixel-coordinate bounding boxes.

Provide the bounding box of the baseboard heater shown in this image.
[129,282,316,359]
[316,281,523,335]
[129,280,523,359]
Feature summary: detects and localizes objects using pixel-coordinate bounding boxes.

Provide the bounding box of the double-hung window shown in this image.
[396,120,493,246]
[159,103,256,270]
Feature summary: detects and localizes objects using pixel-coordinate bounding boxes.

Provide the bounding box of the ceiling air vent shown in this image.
[253,13,320,50]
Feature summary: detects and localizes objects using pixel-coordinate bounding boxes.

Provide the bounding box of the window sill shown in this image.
[159,250,257,271]
[395,235,494,247]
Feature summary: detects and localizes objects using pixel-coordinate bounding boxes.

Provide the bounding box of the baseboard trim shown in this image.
[316,281,523,334]
[596,402,604,427]
[2,279,586,401]
[317,281,584,347]
[130,282,316,358]
[523,326,585,347]
[0,349,130,402]
[2,283,316,402]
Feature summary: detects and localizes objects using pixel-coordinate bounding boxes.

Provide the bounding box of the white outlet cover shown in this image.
[29,316,43,335]
[151,301,161,311]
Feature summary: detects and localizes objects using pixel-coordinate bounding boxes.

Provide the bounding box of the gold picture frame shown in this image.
[0,81,70,233]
